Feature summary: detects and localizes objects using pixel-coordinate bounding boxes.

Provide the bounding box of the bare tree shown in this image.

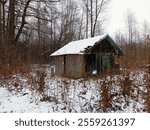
[142,20,149,44]
[124,9,138,63]
[0,0,61,63]
[1,0,7,38]
[125,10,137,45]
[55,0,80,46]
[83,0,110,37]
[0,0,111,64]
[15,0,32,43]
[85,0,89,38]
[142,20,150,62]
[0,1,2,42]
[115,30,127,46]
[7,0,16,44]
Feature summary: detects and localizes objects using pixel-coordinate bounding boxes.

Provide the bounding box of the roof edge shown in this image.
[50,33,109,56]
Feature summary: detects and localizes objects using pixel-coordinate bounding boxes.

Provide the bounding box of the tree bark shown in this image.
[15,0,31,44]
[0,1,2,41]
[90,0,93,37]
[8,0,15,44]
[85,0,89,38]
[2,0,7,38]
[92,0,104,36]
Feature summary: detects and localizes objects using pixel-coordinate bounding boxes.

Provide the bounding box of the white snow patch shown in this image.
[0,68,148,113]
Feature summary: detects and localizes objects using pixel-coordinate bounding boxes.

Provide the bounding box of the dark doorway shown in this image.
[84,54,96,75]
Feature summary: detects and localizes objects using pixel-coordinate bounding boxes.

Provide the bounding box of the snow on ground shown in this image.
[0,67,148,113]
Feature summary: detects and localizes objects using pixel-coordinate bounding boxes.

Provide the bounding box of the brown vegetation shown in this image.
[37,68,46,94]
[143,73,150,112]
[100,79,111,112]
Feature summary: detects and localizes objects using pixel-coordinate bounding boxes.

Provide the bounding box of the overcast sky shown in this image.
[106,0,150,36]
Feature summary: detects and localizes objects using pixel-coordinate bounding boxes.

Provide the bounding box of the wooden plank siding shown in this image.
[53,54,85,78]
[53,55,64,76]
[65,55,85,78]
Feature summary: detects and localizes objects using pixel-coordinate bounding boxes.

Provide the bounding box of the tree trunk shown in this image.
[90,0,93,37]
[92,0,104,36]
[0,1,2,42]
[8,0,15,45]
[85,0,89,38]
[15,0,31,44]
[2,1,6,38]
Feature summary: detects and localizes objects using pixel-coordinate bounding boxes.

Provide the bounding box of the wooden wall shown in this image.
[65,55,84,78]
[53,55,85,78]
[53,55,64,76]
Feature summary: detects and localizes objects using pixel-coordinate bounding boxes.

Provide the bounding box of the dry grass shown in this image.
[0,62,45,93]
[121,76,133,97]
[0,62,30,79]
[0,63,15,79]
[36,68,46,94]
[100,79,112,112]
[144,73,150,112]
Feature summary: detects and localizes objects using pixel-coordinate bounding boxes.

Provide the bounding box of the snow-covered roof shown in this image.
[51,34,108,56]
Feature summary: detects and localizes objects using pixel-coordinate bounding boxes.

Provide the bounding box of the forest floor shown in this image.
[0,65,149,113]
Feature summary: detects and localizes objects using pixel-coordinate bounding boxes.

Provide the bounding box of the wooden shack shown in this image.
[50,34,124,78]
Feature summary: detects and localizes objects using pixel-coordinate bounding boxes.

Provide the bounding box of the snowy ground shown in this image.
[0,67,148,113]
